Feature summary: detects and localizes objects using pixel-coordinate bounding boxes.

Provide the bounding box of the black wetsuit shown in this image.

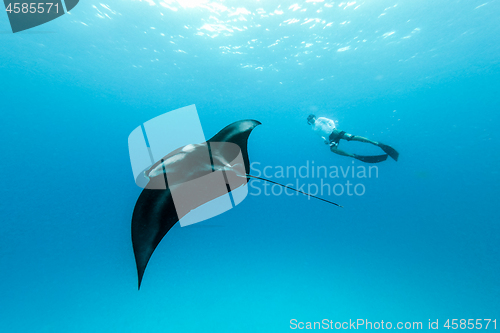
[328,130,353,146]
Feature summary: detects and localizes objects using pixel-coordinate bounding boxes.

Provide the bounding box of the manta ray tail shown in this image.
[246,174,343,208]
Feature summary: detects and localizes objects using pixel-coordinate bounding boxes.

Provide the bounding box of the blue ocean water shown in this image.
[1,0,499,332]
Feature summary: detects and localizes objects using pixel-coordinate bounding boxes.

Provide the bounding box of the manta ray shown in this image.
[132,119,340,289]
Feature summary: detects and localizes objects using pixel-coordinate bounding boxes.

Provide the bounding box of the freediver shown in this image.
[306,114,399,163]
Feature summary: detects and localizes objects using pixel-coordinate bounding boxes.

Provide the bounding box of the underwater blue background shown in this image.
[1,0,499,331]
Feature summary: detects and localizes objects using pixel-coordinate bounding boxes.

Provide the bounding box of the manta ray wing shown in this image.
[132,188,178,289]
[208,120,261,175]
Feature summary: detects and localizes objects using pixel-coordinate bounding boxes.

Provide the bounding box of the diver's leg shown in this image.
[331,145,388,163]
[331,142,389,163]
[346,133,399,161]
[345,133,379,146]
[348,134,398,161]
[330,145,355,157]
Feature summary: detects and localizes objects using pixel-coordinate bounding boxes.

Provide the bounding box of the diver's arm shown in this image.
[319,135,330,145]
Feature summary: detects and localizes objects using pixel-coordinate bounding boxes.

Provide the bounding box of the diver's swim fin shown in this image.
[378,143,399,161]
[353,154,389,163]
